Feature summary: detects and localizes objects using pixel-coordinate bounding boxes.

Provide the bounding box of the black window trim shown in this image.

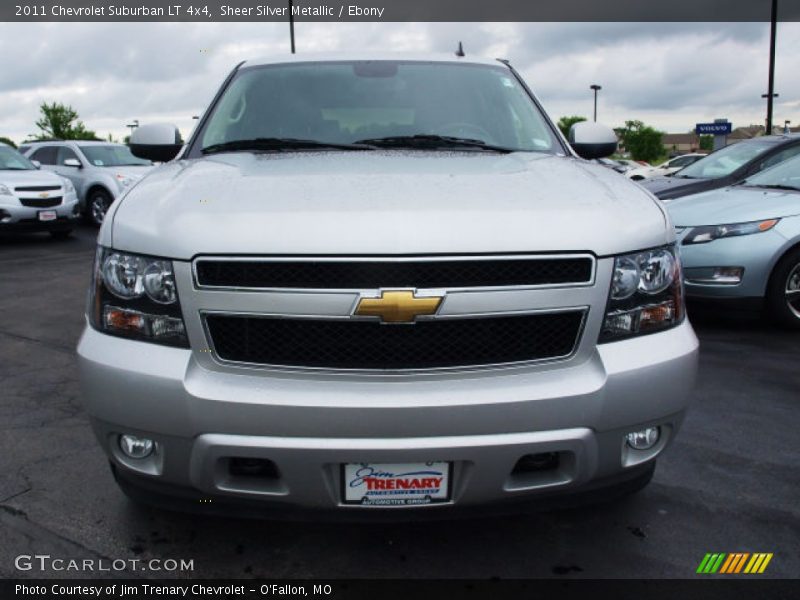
[30,145,58,165]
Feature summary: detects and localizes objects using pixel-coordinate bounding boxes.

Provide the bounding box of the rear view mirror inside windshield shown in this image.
[353,62,398,78]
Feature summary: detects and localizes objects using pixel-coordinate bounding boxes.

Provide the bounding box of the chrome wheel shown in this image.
[786,263,800,320]
[89,192,111,226]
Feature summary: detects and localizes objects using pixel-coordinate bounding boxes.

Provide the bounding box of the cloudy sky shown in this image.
[1,21,798,144]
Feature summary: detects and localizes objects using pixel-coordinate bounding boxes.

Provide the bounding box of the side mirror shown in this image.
[568,122,618,159]
[129,124,183,162]
[31,160,41,169]
[63,158,82,168]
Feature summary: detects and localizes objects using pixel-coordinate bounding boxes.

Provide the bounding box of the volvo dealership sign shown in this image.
[696,122,733,135]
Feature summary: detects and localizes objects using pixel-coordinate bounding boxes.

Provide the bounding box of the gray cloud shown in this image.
[0,21,797,143]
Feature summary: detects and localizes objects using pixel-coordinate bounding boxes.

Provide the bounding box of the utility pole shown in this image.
[590,84,602,122]
[765,0,778,134]
[288,0,296,54]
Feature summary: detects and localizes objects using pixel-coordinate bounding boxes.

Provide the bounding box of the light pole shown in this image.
[765,0,778,134]
[762,93,779,133]
[125,119,139,135]
[288,0,295,54]
[590,84,602,122]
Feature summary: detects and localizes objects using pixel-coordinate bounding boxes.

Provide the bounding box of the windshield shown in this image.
[80,145,152,167]
[675,141,774,179]
[0,146,36,170]
[197,61,560,154]
[743,154,800,190]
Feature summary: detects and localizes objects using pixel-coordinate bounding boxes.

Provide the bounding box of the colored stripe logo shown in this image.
[697,553,773,574]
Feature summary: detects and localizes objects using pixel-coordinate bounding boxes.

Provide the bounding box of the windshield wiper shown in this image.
[202,138,375,155]
[746,183,800,192]
[353,134,516,153]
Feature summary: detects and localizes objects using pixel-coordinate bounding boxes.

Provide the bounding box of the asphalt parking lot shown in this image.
[0,225,798,579]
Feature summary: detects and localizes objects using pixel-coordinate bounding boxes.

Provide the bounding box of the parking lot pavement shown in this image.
[0,226,798,579]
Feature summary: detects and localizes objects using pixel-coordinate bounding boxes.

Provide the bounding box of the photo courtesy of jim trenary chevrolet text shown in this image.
[0,0,798,598]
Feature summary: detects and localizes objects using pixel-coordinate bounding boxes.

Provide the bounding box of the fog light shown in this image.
[626,427,660,450]
[119,434,154,459]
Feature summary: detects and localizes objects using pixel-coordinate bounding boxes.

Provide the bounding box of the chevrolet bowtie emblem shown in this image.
[38,192,50,198]
[354,290,443,323]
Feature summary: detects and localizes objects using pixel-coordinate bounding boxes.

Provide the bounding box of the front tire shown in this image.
[86,189,113,227]
[766,247,800,329]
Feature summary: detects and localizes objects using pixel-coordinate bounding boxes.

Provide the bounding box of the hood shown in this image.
[640,174,716,198]
[0,168,64,190]
[110,151,671,259]
[666,185,800,226]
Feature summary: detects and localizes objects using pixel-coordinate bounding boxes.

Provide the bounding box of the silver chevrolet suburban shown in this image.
[77,54,698,515]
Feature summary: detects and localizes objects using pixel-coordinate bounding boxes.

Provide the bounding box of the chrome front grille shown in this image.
[187,254,599,372]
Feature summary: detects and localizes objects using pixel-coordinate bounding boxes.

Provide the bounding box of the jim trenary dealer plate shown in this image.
[342,462,452,506]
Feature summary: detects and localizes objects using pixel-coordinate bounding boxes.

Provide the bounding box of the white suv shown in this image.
[78,54,698,516]
[0,142,80,238]
[20,140,153,226]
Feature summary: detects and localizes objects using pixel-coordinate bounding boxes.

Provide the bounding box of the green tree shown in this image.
[619,120,664,163]
[557,115,587,138]
[34,102,98,140]
[699,134,713,152]
[0,136,16,148]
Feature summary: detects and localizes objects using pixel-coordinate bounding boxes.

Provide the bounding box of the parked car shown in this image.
[77,54,698,516]
[626,154,704,181]
[642,135,800,200]
[667,154,800,327]
[0,142,80,238]
[19,140,153,226]
[595,158,636,174]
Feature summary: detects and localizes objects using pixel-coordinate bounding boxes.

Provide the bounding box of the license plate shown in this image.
[342,462,451,506]
[38,210,57,222]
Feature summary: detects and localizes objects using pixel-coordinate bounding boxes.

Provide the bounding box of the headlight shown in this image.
[0,183,12,196]
[89,247,188,347]
[600,244,684,342]
[682,219,779,245]
[115,174,135,189]
[59,177,75,194]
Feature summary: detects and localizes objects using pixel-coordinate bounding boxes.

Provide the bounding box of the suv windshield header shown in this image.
[192,61,561,157]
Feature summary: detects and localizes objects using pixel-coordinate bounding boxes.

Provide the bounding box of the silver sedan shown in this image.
[667,154,800,327]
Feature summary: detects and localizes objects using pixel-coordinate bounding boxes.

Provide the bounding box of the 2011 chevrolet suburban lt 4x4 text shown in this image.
[77,54,698,515]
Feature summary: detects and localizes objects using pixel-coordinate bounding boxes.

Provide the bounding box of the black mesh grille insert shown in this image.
[15,186,60,192]
[195,257,593,289]
[20,197,62,208]
[206,312,584,370]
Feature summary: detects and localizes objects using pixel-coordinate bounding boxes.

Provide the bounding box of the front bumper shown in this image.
[77,319,698,512]
[0,194,80,232]
[677,229,786,300]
